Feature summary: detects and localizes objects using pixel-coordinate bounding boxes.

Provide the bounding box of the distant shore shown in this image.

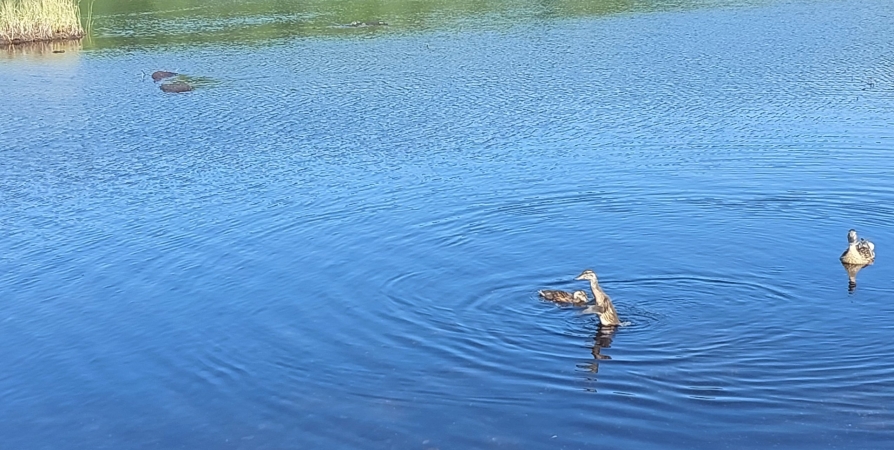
[0,0,84,44]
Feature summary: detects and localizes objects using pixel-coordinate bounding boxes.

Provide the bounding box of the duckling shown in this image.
[575,269,621,326]
[840,229,875,265]
[538,289,589,306]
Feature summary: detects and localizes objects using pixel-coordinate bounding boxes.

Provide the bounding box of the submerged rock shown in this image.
[160,81,193,93]
[151,71,178,82]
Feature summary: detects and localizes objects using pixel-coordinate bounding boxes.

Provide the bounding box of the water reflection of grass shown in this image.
[0,0,83,44]
[83,0,719,49]
[2,34,79,56]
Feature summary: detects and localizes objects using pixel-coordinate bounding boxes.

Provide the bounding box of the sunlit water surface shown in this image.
[2,0,894,448]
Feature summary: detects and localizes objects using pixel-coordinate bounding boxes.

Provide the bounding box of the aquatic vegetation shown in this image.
[0,0,84,44]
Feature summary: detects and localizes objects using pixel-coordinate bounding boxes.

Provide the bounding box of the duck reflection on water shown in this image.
[582,324,618,377]
[842,262,870,294]
[590,324,617,361]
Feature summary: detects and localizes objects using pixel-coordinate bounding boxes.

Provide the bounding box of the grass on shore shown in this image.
[1,0,84,44]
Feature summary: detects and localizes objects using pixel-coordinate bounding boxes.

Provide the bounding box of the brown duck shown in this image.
[575,269,621,326]
[538,289,589,306]
[840,229,875,265]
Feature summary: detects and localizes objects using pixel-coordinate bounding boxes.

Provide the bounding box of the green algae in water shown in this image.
[83,0,764,49]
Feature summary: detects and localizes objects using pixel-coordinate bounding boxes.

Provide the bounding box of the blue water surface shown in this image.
[1,0,893,448]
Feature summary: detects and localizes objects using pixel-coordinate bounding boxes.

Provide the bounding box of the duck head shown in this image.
[575,269,598,282]
[573,290,589,303]
[848,229,858,244]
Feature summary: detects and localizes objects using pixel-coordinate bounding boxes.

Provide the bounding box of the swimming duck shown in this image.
[538,289,589,306]
[840,229,875,265]
[575,269,621,326]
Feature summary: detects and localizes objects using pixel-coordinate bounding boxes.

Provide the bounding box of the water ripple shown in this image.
[2,1,894,448]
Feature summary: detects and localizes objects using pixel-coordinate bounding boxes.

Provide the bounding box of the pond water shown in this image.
[2,0,894,448]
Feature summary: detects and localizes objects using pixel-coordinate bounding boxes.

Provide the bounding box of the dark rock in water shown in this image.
[348,20,388,27]
[151,71,178,82]
[52,50,65,54]
[160,81,193,93]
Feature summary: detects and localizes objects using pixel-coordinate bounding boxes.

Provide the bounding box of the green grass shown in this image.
[1,0,84,44]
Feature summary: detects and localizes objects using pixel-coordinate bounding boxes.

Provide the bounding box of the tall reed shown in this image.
[0,0,84,44]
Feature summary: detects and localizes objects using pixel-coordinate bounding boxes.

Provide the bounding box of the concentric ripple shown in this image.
[1,1,894,449]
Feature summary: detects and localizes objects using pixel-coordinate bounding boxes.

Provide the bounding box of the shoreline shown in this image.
[1,33,82,45]
[0,0,85,45]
